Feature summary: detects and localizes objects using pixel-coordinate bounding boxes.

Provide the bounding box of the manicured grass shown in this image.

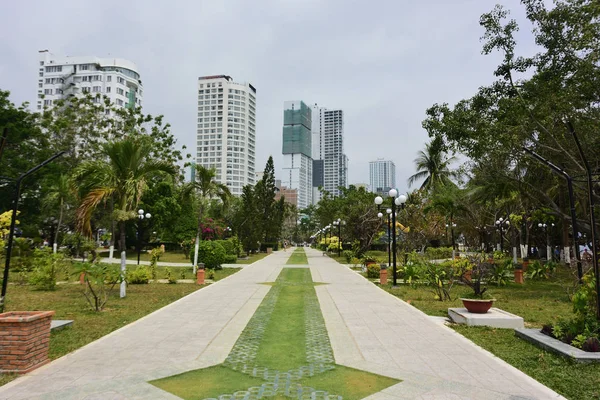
[301,365,399,400]
[286,248,308,265]
[453,326,600,400]
[236,252,269,264]
[151,267,399,399]
[125,251,188,263]
[382,267,574,327]
[151,365,264,400]
[0,283,200,386]
[257,268,308,370]
[378,266,598,400]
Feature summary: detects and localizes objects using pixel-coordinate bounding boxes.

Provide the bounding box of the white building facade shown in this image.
[311,104,348,202]
[196,75,257,196]
[281,101,312,210]
[37,50,143,111]
[369,159,396,196]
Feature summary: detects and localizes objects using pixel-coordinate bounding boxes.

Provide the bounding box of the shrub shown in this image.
[128,266,150,284]
[424,247,453,260]
[164,267,177,284]
[224,254,237,264]
[216,239,236,255]
[398,262,422,285]
[179,269,186,280]
[582,337,600,352]
[342,250,354,264]
[528,260,551,280]
[189,240,227,269]
[490,258,513,286]
[62,233,97,260]
[75,262,121,311]
[422,262,455,301]
[28,248,69,291]
[260,242,279,252]
[366,264,380,278]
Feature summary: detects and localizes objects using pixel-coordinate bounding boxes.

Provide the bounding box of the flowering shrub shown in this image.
[189,240,226,269]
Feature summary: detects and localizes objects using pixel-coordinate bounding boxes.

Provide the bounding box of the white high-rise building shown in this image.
[281,101,312,210]
[311,104,348,202]
[196,75,257,196]
[37,50,143,111]
[369,159,396,196]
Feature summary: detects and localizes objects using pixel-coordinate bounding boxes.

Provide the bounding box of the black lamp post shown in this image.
[137,209,151,265]
[375,190,407,287]
[495,217,510,252]
[446,221,457,253]
[333,218,346,257]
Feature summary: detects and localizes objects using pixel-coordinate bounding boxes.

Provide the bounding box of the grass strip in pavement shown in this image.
[286,248,308,265]
[256,268,307,370]
[150,267,399,399]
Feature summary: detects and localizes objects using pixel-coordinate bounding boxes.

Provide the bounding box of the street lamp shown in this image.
[445,221,457,254]
[495,217,510,252]
[538,222,553,260]
[137,209,151,265]
[333,218,346,257]
[374,189,407,286]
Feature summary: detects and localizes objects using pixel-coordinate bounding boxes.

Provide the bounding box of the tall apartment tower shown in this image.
[369,159,396,196]
[311,104,348,203]
[196,75,257,196]
[281,101,313,210]
[37,50,143,111]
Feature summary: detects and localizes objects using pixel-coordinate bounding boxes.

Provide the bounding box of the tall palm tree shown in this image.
[73,137,176,297]
[44,174,72,253]
[407,137,458,191]
[187,165,231,272]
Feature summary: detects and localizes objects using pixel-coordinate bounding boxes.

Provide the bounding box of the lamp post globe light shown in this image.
[374,190,406,286]
[333,218,346,257]
[495,217,509,252]
[538,222,553,260]
[137,209,151,266]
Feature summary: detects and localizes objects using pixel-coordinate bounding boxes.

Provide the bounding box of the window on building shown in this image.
[40,61,44,66]
[106,86,111,93]
[117,88,124,95]
[117,77,125,84]
[92,86,101,92]
[45,66,62,73]
[116,99,124,106]
[38,83,43,88]
[79,64,89,71]
[44,99,52,106]
[81,87,90,93]
[107,76,112,82]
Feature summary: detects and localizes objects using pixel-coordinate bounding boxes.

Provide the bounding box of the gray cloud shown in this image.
[1,0,538,194]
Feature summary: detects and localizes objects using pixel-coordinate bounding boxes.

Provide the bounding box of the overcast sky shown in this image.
[0,0,539,194]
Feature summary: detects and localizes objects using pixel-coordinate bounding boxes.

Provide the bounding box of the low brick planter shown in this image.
[0,311,55,374]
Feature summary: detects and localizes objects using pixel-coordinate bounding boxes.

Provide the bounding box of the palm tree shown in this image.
[73,137,176,297]
[44,174,72,253]
[407,137,458,191]
[187,165,231,272]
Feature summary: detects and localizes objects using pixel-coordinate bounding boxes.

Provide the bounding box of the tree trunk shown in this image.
[109,195,116,259]
[119,220,127,298]
[53,199,64,254]
[193,204,204,274]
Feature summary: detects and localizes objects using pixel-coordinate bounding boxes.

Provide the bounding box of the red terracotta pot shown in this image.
[461,298,495,314]
[379,269,388,285]
[514,269,524,284]
[196,269,205,285]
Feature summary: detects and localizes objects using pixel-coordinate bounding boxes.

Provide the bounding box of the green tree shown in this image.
[73,137,176,297]
[407,137,458,191]
[43,174,73,252]
[186,165,230,272]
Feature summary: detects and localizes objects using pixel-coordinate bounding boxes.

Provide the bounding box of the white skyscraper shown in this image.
[37,50,143,111]
[196,75,257,196]
[369,159,396,196]
[311,104,348,202]
[281,101,312,210]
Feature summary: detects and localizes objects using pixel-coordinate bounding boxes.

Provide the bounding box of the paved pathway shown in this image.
[306,247,564,400]
[0,248,564,399]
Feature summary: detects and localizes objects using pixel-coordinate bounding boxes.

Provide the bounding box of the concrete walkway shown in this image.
[307,247,564,400]
[0,251,288,400]
[0,248,564,399]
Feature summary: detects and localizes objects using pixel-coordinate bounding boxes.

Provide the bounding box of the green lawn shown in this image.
[378,266,600,400]
[382,268,574,327]
[0,282,201,386]
[151,267,399,399]
[286,248,308,265]
[453,326,600,400]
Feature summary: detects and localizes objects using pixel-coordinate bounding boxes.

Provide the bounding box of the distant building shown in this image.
[369,159,396,196]
[311,104,347,203]
[275,185,299,207]
[353,183,369,191]
[37,49,143,112]
[196,75,257,196]
[281,101,313,210]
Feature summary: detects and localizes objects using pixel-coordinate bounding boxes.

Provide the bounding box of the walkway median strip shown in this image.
[150,250,399,399]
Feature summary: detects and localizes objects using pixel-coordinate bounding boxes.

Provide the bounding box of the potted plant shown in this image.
[460,256,495,313]
[514,261,524,284]
[361,255,378,267]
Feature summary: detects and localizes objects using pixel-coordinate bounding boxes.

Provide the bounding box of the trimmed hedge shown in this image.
[260,242,279,252]
[189,241,226,269]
